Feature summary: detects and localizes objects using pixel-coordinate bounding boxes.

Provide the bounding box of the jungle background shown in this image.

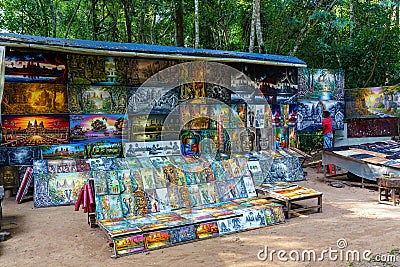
[0,0,399,153]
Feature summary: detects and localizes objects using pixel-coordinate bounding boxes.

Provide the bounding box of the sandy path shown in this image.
[1,167,400,267]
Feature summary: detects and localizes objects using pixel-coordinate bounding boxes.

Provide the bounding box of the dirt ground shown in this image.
[1,165,400,267]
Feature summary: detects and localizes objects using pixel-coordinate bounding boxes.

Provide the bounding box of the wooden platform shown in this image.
[257,187,322,219]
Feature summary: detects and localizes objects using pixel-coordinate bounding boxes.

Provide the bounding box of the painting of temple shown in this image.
[2,83,68,114]
[2,115,70,147]
[68,84,127,114]
[5,50,67,83]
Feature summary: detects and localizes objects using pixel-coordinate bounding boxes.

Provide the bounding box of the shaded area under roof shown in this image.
[0,33,307,67]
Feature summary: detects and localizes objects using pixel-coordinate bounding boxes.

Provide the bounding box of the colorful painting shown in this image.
[296,100,345,132]
[68,84,127,114]
[195,222,219,239]
[144,230,171,249]
[40,144,85,159]
[34,171,89,208]
[81,141,123,158]
[70,114,127,143]
[114,235,145,255]
[2,83,68,114]
[298,68,344,101]
[345,86,400,119]
[5,50,67,83]
[2,114,69,147]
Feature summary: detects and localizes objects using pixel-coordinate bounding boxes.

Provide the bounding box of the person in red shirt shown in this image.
[322,110,333,149]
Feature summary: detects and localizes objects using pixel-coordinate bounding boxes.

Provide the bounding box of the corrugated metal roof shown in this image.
[0,33,307,67]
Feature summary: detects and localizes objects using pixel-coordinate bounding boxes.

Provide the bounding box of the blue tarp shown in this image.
[0,33,306,67]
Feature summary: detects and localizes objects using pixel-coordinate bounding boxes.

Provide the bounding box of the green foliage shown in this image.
[0,0,398,89]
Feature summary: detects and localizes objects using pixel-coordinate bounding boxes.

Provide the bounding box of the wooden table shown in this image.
[256,187,323,219]
[377,177,400,206]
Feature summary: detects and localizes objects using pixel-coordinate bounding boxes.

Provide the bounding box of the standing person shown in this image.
[322,110,333,149]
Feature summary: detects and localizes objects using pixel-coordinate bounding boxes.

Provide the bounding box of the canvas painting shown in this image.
[241,208,267,230]
[2,114,70,147]
[253,67,298,105]
[128,114,166,142]
[217,217,243,235]
[5,50,67,83]
[206,84,230,104]
[195,222,219,239]
[3,83,68,114]
[266,156,305,183]
[33,160,49,175]
[169,225,197,244]
[40,144,85,160]
[34,171,89,208]
[180,82,206,102]
[68,55,127,85]
[125,58,177,85]
[75,159,92,172]
[144,230,171,249]
[127,86,179,115]
[345,86,400,119]
[82,141,123,158]
[298,68,344,101]
[7,146,41,166]
[296,100,345,132]
[114,234,145,256]
[68,84,127,114]
[70,114,127,143]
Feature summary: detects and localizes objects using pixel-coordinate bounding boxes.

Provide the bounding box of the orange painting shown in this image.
[2,83,68,114]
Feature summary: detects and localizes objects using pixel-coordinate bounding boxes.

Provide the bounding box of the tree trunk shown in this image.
[138,1,146,43]
[249,0,257,52]
[175,0,184,47]
[65,0,82,38]
[91,0,99,41]
[121,0,133,42]
[194,0,199,48]
[49,0,57,37]
[349,0,354,43]
[254,0,265,53]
